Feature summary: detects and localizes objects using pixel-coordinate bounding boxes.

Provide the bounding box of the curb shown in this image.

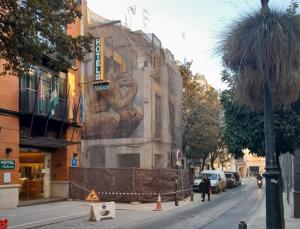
[9,212,87,229]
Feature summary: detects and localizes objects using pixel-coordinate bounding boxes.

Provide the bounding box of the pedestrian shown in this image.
[201,174,211,202]
[256,173,263,181]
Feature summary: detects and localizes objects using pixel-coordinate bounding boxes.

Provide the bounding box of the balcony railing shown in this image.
[20,88,68,121]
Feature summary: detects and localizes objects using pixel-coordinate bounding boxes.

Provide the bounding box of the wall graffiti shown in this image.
[85,70,144,139]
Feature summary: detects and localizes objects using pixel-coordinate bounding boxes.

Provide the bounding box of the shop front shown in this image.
[19,150,51,201]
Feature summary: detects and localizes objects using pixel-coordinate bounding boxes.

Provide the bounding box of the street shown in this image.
[27,178,264,229]
[122,179,264,229]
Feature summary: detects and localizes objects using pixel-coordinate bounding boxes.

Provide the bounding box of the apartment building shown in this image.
[80,8,182,169]
[0,3,83,208]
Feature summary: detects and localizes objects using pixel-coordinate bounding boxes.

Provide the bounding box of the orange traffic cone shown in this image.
[153,193,162,211]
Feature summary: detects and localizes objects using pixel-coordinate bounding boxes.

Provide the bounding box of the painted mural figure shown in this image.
[87,71,143,139]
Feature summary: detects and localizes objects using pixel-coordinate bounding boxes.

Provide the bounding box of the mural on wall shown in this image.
[85,36,144,139]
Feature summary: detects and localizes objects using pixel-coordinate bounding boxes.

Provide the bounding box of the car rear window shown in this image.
[200,173,218,180]
[225,173,232,178]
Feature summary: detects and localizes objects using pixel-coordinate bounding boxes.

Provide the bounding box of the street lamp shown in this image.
[260,1,284,229]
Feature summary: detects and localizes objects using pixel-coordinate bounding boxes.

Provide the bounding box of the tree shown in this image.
[0,0,93,75]
[209,132,230,170]
[180,63,221,171]
[221,71,300,158]
[218,1,300,228]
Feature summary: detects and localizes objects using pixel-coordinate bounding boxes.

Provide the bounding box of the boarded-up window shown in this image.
[169,103,175,138]
[155,94,162,138]
[89,146,105,168]
[153,55,161,71]
[154,154,163,168]
[118,154,140,168]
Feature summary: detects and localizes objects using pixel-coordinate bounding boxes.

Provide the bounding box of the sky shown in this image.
[87,0,294,90]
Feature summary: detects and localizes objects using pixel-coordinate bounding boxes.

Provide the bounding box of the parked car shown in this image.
[225,171,242,188]
[225,172,237,188]
[193,170,226,193]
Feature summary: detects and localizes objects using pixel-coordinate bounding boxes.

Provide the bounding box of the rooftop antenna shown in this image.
[125,4,136,29]
[142,8,150,32]
[181,32,187,64]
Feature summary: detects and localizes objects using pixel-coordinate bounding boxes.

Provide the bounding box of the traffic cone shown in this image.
[153,193,162,211]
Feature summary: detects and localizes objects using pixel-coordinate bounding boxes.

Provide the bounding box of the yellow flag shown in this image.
[68,72,76,120]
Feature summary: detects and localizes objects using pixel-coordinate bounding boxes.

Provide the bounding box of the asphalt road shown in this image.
[121,179,264,229]
[32,178,264,229]
[200,180,265,229]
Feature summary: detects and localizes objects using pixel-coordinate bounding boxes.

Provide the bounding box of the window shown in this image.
[154,94,162,138]
[169,103,175,138]
[118,154,140,168]
[20,66,66,99]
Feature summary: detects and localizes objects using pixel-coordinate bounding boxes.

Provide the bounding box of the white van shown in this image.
[193,170,227,193]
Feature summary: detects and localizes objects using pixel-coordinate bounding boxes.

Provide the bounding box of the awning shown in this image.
[20,137,79,149]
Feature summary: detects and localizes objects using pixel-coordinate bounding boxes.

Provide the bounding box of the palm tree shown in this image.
[218,0,300,228]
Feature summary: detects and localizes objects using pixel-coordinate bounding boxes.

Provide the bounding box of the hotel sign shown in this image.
[0,160,15,169]
[95,37,104,81]
[94,37,109,91]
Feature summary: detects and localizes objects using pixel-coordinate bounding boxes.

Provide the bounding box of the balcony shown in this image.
[20,88,67,121]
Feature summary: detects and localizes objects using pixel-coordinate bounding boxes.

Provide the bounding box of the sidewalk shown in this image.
[0,192,205,229]
[248,193,300,229]
[0,178,252,229]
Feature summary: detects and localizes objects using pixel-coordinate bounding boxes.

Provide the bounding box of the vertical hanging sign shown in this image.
[93,37,110,91]
[95,37,104,81]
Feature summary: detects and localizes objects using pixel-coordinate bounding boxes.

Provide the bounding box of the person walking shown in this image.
[201,174,211,202]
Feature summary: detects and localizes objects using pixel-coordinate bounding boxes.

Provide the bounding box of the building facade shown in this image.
[280,150,300,218]
[80,9,182,169]
[0,5,84,208]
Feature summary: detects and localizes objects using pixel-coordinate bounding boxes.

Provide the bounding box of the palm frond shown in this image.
[217,10,300,109]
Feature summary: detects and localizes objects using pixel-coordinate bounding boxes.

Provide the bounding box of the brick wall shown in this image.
[0,62,19,185]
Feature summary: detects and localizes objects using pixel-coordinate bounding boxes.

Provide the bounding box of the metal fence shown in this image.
[69,167,191,202]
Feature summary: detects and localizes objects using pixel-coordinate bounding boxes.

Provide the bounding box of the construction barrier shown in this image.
[89,202,116,222]
[70,167,191,202]
[0,218,7,229]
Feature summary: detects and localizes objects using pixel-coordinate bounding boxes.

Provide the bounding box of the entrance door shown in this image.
[19,151,51,200]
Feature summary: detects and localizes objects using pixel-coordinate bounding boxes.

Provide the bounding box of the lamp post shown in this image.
[259,2,284,229]
[263,80,283,229]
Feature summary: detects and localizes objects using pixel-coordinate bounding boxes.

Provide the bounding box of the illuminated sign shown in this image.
[95,37,104,81]
[0,160,15,169]
[93,80,110,91]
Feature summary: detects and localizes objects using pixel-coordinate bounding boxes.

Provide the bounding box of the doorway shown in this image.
[19,151,51,201]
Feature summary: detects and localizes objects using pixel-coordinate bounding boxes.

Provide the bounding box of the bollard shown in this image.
[238,221,247,229]
[175,191,179,206]
[190,189,194,202]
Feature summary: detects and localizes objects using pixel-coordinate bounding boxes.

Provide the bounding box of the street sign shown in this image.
[0,160,15,169]
[71,158,78,167]
[85,189,100,202]
[93,80,110,91]
[3,172,11,184]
